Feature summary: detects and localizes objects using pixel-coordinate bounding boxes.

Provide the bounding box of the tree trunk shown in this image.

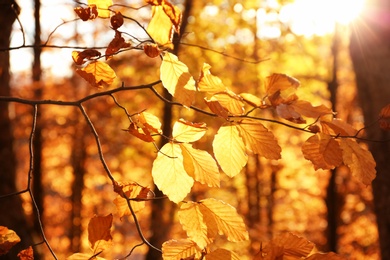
[349,2,390,259]
[0,0,35,258]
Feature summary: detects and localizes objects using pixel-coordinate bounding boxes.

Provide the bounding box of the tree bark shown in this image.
[349,2,390,259]
[0,0,35,258]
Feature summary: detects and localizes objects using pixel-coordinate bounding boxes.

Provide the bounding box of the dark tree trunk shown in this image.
[349,2,390,259]
[0,0,35,258]
[146,1,193,259]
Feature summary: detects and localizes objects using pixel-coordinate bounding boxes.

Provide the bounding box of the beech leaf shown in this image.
[199,198,249,242]
[172,119,207,143]
[205,248,240,260]
[17,246,34,260]
[113,182,148,218]
[236,119,281,160]
[291,100,332,119]
[306,252,346,260]
[240,93,262,107]
[197,63,226,93]
[204,97,230,119]
[339,139,376,185]
[379,103,390,130]
[180,143,220,187]
[74,5,98,21]
[213,125,248,177]
[126,112,162,142]
[0,226,21,256]
[265,73,300,97]
[212,91,245,115]
[66,253,105,260]
[302,133,343,170]
[76,61,116,88]
[160,53,196,107]
[88,0,112,18]
[147,6,174,47]
[88,214,113,253]
[320,119,357,136]
[152,142,194,203]
[162,239,201,260]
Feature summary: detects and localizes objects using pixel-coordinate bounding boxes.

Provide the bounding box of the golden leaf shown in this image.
[172,119,207,143]
[197,63,226,93]
[320,119,357,136]
[306,252,346,260]
[199,198,249,242]
[162,239,201,260]
[147,5,174,47]
[339,139,376,185]
[236,119,281,160]
[212,91,245,115]
[291,100,332,119]
[160,53,196,107]
[379,103,390,130]
[162,1,182,33]
[213,125,248,177]
[204,97,230,119]
[126,112,162,142]
[152,142,194,203]
[240,93,262,107]
[180,143,220,187]
[88,0,112,18]
[17,246,34,260]
[204,248,240,260]
[178,202,212,248]
[66,253,105,260]
[302,133,343,170]
[113,183,147,218]
[76,61,116,88]
[265,73,300,97]
[88,214,113,253]
[0,226,21,255]
[72,49,101,65]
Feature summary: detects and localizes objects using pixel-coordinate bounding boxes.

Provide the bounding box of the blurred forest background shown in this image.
[1,0,390,259]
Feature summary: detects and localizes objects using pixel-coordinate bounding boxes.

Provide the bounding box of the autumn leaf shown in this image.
[162,1,182,33]
[236,119,281,160]
[211,91,245,115]
[320,119,357,136]
[339,139,376,185]
[379,103,390,130]
[74,5,98,21]
[110,12,123,30]
[17,246,34,260]
[302,133,343,170]
[152,142,194,203]
[144,43,161,58]
[172,119,207,143]
[213,124,248,177]
[199,198,249,242]
[306,252,346,260]
[240,93,262,108]
[291,100,332,119]
[88,214,113,253]
[160,52,196,107]
[0,226,20,255]
[66,253,105,260]
[76,61,116,88]
[275,103,306,123]
[147,6,174,47]
[180,143,220,187]
[72,49,101,65]
[105,30,131,59]
[113,182,148,218]
[178,202,212,248]
[204,97,230,119]
[126,112,162,142]
[88,0,112,18]
[265,73,300,97]
[162,239,201,260]
[197,63,226,93]
[205,248,240,260]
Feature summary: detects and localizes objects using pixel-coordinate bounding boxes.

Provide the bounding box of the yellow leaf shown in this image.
[66,253,105,260]
[212,91,244,115]
[339,139,376,185]
[172,119,207,143]
[199,198,249,242]
[126,112,162,142]
[180,143,220,187]
[265,73,300,97]
[236,119,281,160]
[152,142,194,203]
[113,182,147,218]
[204,97,230,119]
[205,248,240,260]
[162,1,182,33]
[160,53,196,107]
[88,214,113,253]
[178,202,212,248]
[162,239,201,260]
[320,119,357,136]
[240,93,262,107]
[88,0,112,18]
[147,6,174,47]
[76,61,116,88]
[197,63,226,93]
[0,226,21,255]
[302,133,343,170]
[213,124,248,177]
[291,100,332,119]
[275,103,306,124]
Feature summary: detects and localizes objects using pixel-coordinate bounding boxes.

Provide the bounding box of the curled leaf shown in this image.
[88,0,112,18]
[143,43,161,58]
[106,31,131,59]
[76,61,116,88]
[0,226,21,256]
[72,49,101,65]
[74,5,98,21]
[110,12,123,29]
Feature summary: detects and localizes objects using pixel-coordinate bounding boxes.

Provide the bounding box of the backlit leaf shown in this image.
[240,93,262,107]
[113,182,147,218]
[162,1,182,33]
[76,61,116,88]
[88,214,113,253]
[199,198,249,242]
[205,248,240,260]
[162,239,201,260]
[265,73,300,97]
[236,119,281,160]
[306,252,346,260]
[160,53,196,107]
[291,100,332,119]
[147,6,174,47]
[379,103,390,130]
[17,246,34,260]
[275,103,306,124]
[212,91,244,115]
[302,133,343,170]
[106,30,131,59]
[66,253,105,260]
[204,97,230,119]
[320,119,357,136]
[213,124,248,177]
[88,0,112,18]
[339,139,376,185]
[126,112,162,142]
[144,43,161,58]
[178,202,212,248]
[172,119,207,143]
[0,226,20,255]
[152,142,194,203]
[180,143,220,187]
[197,63,226,93]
